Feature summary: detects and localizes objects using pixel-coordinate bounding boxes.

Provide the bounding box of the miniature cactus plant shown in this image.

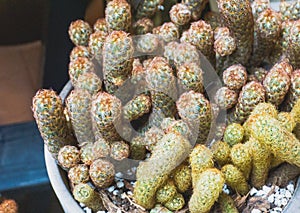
[68,19,92,46]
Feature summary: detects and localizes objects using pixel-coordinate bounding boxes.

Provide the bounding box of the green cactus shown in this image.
[172,162,192,193]
[136,0,164,19]
[133,18,154,35]
[211,140,231,166]
[223,123,244,147]
[164,192,185,211]
[88,31,107,61]
[156,179,177,204]
[169,3,191,26]
[57,145,80,170]
[221,164,250,195]
[68,57,94,87]
[93,18,108,33]
[223,64,247,91]
[68,19,92,46]
[73,183,105,212]
[218,193,239,213]
[69,46,91,61]
[68,164,89,184]
[182,0,209,21]
[129,136,146,160]
[105,0,131,32]
[76,72,102,96]
[230,143,252,180]
[189,168,225,213]
[79,142,94,165]
[123,94,151,121]
[110,141,130,161]
[215,87,238,110]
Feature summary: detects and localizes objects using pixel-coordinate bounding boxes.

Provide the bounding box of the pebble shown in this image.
[262,185,272,194]
[79,203,86,207]
[255,190,266,197]
[96,211,106,213]
[115,172,124,178]
[285,190,292,198]
[117,209,122,213]
[113,190,120,196]
[84,207,92,213]
[251,209,262,213]
[281,198,288,206]
[287,183,294,193]
[127,191,133,196]
[250,187,258,196]
[117,181,125,188]
[273,207,283,212]
[121,193,126,199]
[107,186,115,193]
[267,194,275,203]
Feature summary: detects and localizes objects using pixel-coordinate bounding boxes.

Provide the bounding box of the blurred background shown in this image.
[0,0,103,212]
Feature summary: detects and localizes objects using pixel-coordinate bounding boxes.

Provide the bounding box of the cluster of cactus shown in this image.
[31,0,300,212]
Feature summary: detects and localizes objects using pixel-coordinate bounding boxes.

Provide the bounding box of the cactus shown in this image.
[218,193,239,213]
[110,141,130,161]
[68,19,92,46]
[172,162,192,193]
[251,0,270,20]
[80,142,94,165]
[232,81,265,123]
[221,164,250,195]
[77,72,102,96]
[89,158,115,188]
[92,138,111,159]
[133,18,154,35]
[223,123,244,147]
[248,114,300,167]
[231,143,252,180]
[66,89,94,144]
[277,112,296,132]
[73,183,105,212]
[105,0,131,32]
[182,0,209,21]
[189,168,225,213]
[91,92,122,142]
[246,137,271,188]
[155,22,179,42]
[286,69,300,110]
[223,64,247,91]
[136,33,160,54]
[68,57,94,87]
[0,199,18,213]
[217,0,254,66]
[57,145,80,170]
[69,46,91,61]
[169,3,191,26]
[263,61,291,106]
[164,119,191,140]
[123,94,151,121]
[68,164,90,184]
[32,89,75,158]
[156,180,177,204]
[150,205,172,213]
[214,33,237,57]
[215,87,238,110]
[177,91,212,144]
[103,31,133,94]
[286,20,300,69]
[250,8,282,66]
[88,31,107,61]
[144,126,165,151]
[136,0,164,19]
[190,145,214,186]
[129,136,146,160]
[174,42,201,68]
[164,192,185,211]
[134,132,191,209]
[204,11,221,30]
[93,18,108,33]
[211,140,231,166]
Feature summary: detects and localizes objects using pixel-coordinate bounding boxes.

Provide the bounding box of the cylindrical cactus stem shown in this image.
[286,70,300,110]
[246,137,271,188]
[163,119,191,140]
[221,164,250,195]
[88,31,107,61]
[223,64,247,91]
[91,92,122,142]
[133,18,154,35]
[277,112,296,132]
[129,136,146,160]
[186,20,215,66]
[172,162,192,193]
[155,22,180,42]
[110,141,130,161]
[66,89,94,144]
[263,61,291,106]
[217,0,254,66]
[123,94,151,121]
[68,19,92,46]
[68,57,94,88]
[156,179,177,204]
[251,0,270,20]
[73,183,105,212]
[230,143,252,180]
[223,123,244,147]
[76,72,102,96]
[182,0,209,21]
[136,0,164,19]
[211,140,231,167]
[57,145,80,170]
[134,132,191,209]
[80,142,94,165]
[215,87,238,110]
[189,145,214,187]
[164,192,185,211]
[232,81,265,123]
[189,168,225,213]
[250,8,282,67]
[105,0,131,32]
[150,204,172,213]
[69,46,91,61]
[177,91,212,144]
[286,20,300,69]
[89,158,115,188]
[93,18,108,33]
[204,11,221,30]
[68,164,90,185]
[249,114,300,167]
[92,138,111,160]
[218,192,239,213]
[169,3,191,26]
[32,89,75,158]
[103,31,133,94]
[144,126,165,151]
